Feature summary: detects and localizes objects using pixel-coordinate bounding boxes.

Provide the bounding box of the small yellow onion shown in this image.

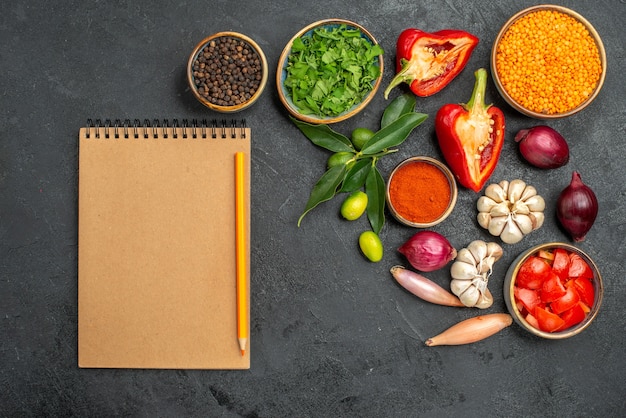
[425,313,513,346]
[477,179,545,244]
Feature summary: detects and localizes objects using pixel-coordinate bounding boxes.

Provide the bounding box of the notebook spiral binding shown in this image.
[85,118,247,140]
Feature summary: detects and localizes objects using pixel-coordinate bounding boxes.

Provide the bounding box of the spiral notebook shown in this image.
[78,119,250,369]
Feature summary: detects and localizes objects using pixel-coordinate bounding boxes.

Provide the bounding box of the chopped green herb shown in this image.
[284,24,384,118]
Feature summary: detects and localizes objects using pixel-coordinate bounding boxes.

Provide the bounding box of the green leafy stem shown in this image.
[293,93,428,235]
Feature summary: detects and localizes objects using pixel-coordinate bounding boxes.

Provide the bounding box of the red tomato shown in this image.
[541,272,566,303]
[535,306,566,333]
[557,302,586,331]
[516,256,551,289]
[568,254,593,280]
[551,286,580,314]
[514,287,541,314]
[525,313,539,329]
[574,278,595,306]
[551,248,570,281]
[513,248,596,333]
[578,301,591,314]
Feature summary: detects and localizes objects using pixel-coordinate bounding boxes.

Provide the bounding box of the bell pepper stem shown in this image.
[465,68,490,113]
[383,58,412,99]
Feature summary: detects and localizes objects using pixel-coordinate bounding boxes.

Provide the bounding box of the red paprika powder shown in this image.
[388,159,453,225]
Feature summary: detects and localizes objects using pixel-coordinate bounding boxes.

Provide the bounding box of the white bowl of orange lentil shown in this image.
[491,5,606,119]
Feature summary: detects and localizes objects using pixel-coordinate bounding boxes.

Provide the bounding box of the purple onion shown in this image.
[515,125,569,169]
[398,231,457,272]
[556,171,598,242]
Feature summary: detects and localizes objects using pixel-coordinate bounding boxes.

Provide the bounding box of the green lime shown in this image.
[351,127,375,151]
[340,191,368,221]
[327,151,354,168]
[359,230,383,262]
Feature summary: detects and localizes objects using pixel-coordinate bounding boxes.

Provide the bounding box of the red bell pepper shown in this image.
[435,68,505,192]
[384,28,478,98]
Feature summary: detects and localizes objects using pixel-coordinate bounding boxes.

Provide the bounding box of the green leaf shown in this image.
[361,112,428,155]
[341,28,361,38]
[291,117,354,152]
[381,93,417,129]
[298,164,347,226]
[340,158,372,193]
[366,44,385,61]
[291,37,306,52]
[365,165,386,235]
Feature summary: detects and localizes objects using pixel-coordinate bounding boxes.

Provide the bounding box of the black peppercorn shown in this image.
[192,36,263,107]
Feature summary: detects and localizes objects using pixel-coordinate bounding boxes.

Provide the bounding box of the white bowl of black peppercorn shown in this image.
[187,32,268,112]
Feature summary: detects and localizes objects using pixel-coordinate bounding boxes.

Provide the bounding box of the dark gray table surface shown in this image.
[2,0,625,416]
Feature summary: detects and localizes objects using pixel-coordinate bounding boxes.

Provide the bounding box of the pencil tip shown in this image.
[241,349,245,357]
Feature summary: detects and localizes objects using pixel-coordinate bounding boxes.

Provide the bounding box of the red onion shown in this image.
[398,230,457,272]
[515,125,569,169]
[556,171,598,242]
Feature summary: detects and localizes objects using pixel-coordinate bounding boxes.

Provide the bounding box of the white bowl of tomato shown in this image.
[504,243,603,339]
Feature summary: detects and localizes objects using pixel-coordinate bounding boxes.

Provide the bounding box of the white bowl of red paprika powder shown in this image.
[386,156,458,228]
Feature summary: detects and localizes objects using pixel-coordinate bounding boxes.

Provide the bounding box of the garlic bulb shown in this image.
[449,240,503,309]
[477,179,545,244]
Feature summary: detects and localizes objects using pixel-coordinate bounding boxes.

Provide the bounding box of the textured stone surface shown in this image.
[2,0,625,416]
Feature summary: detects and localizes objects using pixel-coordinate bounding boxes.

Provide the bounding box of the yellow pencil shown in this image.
[235,152,248,356]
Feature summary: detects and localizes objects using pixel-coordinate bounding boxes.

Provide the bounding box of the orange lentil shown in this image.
[495,9,602,115]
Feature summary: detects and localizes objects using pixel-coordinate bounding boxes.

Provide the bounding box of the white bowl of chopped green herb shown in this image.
[277,19,384,124]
